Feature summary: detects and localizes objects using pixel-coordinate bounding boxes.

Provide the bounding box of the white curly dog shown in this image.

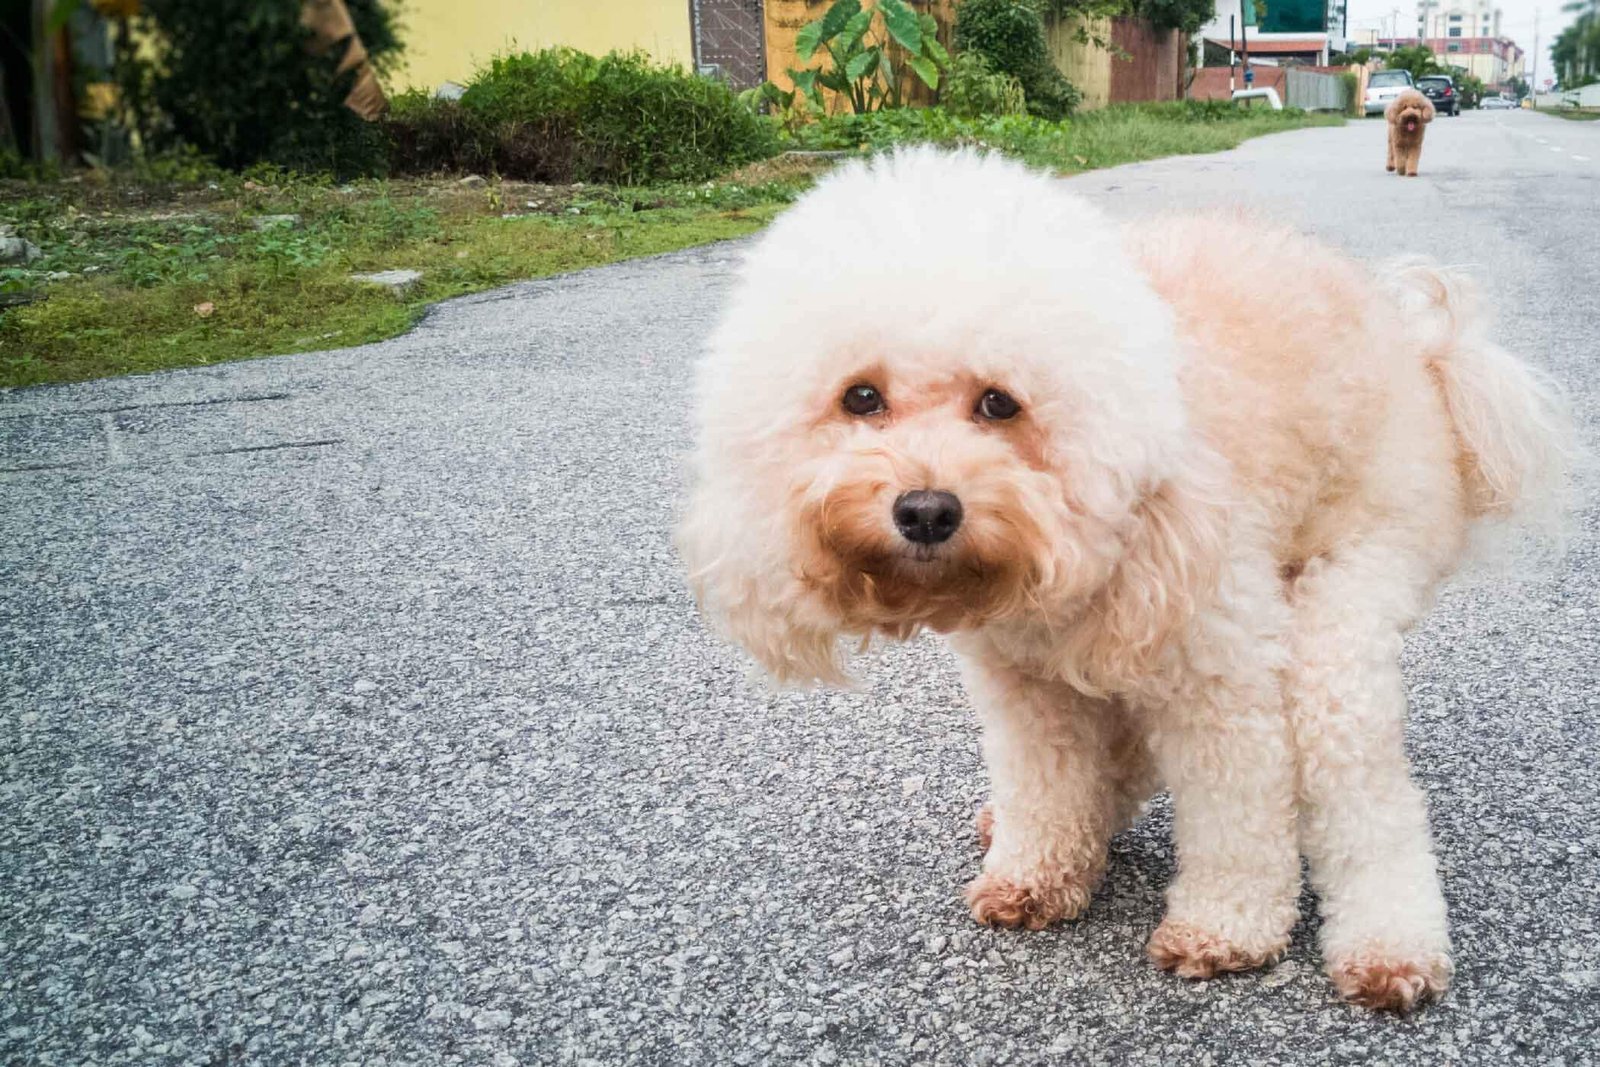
[679,148,1569,1011]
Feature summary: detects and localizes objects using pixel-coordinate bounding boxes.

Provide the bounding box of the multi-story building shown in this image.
[1416,0,1501,42]
[1371,34,1524,89]
[1197,0,1350,66]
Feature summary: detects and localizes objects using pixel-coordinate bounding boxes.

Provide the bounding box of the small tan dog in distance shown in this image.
[1387,89,1435,176]
[680,149,1568,1012]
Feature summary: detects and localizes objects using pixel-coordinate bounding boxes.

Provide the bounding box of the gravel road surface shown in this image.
[4,110,1597,1065]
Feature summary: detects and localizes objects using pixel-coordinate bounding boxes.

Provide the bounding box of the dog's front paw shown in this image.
[1147,919,1286,979]
[965,870,1091,931]
[1328,951,1452,1012]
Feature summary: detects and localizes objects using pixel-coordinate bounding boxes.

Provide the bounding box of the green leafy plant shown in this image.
[1340,71,1362,116]
[954,0,1081,120]
[785,0,951,114]
[940,53,1027,118]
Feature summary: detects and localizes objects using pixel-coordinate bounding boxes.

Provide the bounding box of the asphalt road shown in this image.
[4,110,1598,1066]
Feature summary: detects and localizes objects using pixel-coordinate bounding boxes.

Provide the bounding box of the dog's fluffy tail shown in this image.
[1384,260,1574,535]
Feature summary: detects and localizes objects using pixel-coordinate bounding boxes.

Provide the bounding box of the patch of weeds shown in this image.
[0,171,797,389]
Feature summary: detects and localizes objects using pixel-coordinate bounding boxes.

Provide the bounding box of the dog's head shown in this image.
[679,149,1219,686]
[1388,90,1435,133]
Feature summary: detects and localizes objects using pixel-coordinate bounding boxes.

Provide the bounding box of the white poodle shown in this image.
[678,148,1569,1011]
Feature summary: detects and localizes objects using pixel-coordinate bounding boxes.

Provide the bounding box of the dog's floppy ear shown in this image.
[1420,96,1436,122]
[678,482,848,687]
[1077,451,1228,693]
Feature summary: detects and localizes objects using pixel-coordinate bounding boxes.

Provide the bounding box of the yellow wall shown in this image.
[1045,16,1112,111]
[396,0,695,91]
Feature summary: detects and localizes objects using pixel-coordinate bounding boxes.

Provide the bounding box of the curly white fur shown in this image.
[678,148,1572,1011]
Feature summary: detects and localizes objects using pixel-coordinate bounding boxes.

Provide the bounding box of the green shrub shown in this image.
[954,0,1080,120]
[387,48,779,184]
[125,0,402,179]
[1340,72,1362,117]
[940,53,1027,118]
[385,92,498,177]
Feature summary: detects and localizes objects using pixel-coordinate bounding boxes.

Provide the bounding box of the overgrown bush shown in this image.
[124,0,402,179]
[387,49,779,184]
[384,94,496,177]
[940,53,1027,118]
[954,0,1081,120]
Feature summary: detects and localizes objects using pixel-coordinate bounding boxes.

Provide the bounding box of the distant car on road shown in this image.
[1418,74,1461,116]
[1481,95,1517,110]
[1364,69,1415,116]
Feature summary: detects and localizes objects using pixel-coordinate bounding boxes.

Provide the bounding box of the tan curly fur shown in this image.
[1386,89,1435,177]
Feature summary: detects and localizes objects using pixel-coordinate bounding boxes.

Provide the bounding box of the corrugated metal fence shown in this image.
[1189,66,1351,111]
[1285,68,1347,111]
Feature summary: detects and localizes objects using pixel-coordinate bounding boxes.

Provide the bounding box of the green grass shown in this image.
[1546,108,1600,121]
[789,100,1345,172]
[1,103,1342,390]
[0,169,805,388]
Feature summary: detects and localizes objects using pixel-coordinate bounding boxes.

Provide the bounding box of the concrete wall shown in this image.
[1045,16,1113,111]
[1045,15,1183,110]
[1534,84,1600,111]
[396,0,694,92]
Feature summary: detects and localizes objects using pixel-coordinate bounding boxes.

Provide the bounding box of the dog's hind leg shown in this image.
[1284,544,1453,1012]
[1386,130,1397,172]
[959,653,1138,930]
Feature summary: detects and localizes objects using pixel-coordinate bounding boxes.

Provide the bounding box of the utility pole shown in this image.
[1241,0,1252,88]
[1230,14,1238,93]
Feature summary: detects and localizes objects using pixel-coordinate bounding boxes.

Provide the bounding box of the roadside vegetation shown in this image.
[2,0,1342,390]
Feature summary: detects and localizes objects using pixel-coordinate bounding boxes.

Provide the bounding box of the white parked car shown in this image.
[1364,69,1415,116]
[1481,95,1517,109]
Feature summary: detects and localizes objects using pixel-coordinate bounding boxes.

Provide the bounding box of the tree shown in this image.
[1384,44,1443,80]
[1552,0,1600,88]
[120,0,402,175]
[1506,75,1530,100]
[955,0,1081,119]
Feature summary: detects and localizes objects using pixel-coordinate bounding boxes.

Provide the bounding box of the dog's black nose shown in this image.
[893,490,963,545]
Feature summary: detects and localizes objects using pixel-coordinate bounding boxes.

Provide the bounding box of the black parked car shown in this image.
[1418,74,1461,116]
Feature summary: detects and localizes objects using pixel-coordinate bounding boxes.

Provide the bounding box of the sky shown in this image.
[1343,0,1581,86]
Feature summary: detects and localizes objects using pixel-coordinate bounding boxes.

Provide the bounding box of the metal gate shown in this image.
[690,0,767,90]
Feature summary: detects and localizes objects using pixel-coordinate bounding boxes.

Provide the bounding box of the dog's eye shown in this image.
[842,384,885,416]
[977,389,1020,420]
